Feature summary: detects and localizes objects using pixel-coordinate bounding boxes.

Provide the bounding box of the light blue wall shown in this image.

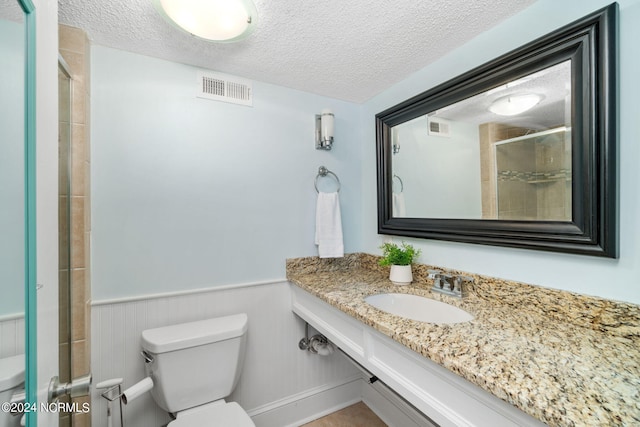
[361,0,640,305]
[0,18,25,316]
[91,46,362,300]
[393,116,481,218]
[93,0,640,306]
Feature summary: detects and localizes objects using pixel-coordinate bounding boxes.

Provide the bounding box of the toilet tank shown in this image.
[141,314,248,413]
[0,354,25,427]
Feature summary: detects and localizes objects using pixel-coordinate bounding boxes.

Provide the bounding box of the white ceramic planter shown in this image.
[389,264,413,286]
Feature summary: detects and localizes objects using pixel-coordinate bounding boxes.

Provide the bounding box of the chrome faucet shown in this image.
[428,270,474,298]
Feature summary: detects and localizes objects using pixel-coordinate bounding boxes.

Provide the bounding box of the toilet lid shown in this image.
[0,354,24,392]
[169,402,255,427]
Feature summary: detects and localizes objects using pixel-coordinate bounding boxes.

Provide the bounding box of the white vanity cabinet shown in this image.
[290,284,546,427]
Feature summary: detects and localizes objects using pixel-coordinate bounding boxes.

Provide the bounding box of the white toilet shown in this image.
[141,313,255,426]
[0,354,24,427]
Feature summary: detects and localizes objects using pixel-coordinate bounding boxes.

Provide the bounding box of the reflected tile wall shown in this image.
[480,124,570,221]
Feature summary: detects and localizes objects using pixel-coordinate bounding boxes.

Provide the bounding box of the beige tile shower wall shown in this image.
[478,123,498,218]
[497,142,537,219]
[479,123,536,219]
[534,139,571,219]
[59,24,92,427]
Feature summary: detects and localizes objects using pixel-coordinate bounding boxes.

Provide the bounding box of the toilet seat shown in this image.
[169,402,255,427]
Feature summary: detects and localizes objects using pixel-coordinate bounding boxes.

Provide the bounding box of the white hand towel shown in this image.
[393,192,406,217]
[315,192,344,258]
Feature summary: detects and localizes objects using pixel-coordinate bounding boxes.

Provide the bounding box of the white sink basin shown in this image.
[365,293,473,325]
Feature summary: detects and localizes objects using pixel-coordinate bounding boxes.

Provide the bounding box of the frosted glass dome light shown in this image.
[488,94,542,116]
[155,0,257,42]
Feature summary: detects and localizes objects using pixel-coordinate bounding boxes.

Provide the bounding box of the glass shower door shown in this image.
[58,57,73,427]
[494,127,571,221]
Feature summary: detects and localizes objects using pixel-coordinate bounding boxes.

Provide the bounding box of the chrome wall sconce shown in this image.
[391,128,400,155]
[315,109,334,150]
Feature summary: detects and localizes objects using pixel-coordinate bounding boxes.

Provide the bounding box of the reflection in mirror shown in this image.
[377,4,617,257]
[494,127,571,221]
[391,61,572,220]
[0,0,26,338]
[0,1,26,422]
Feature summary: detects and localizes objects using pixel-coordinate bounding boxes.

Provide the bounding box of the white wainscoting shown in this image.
[0,314,24,358]
[90,281,362,427]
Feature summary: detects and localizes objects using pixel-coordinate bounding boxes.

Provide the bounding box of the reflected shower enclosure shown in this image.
[491,128,571,221]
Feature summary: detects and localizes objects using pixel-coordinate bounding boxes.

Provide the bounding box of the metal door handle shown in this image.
[48,374,92,403]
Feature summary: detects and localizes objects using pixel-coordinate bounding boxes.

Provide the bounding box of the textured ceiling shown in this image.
[436,60,571,129]
[0,0,23,21]
[58,0,536,103]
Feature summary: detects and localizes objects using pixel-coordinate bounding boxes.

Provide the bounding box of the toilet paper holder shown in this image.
[96,376,155,427]
[96,378,124,427]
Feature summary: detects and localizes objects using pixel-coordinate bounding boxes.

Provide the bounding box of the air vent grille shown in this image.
[428,118,451,137]
[197,71,253,107]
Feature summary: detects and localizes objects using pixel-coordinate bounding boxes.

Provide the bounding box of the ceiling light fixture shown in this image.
[488,94,542,116]
[154,0,257,43]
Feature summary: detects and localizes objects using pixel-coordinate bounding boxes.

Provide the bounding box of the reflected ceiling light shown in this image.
[488,94,542,116]
[154,0,257,42]
[485,77,531,96]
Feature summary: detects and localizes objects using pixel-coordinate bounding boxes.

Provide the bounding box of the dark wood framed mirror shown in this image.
[376,3,618,258]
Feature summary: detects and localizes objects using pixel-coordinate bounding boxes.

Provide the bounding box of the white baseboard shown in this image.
[248,376,362,427]
[362,378,437,427]
[248,373,437,427]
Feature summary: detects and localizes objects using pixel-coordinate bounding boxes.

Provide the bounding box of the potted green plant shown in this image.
[378,242,421,285]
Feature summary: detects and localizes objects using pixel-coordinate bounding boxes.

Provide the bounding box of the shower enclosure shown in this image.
[493,127,571,221]
[58,55,73,427]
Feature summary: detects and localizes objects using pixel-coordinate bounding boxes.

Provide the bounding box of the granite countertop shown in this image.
[286,254,640,427]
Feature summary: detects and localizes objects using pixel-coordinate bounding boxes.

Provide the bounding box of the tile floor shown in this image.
[301,402,387,427]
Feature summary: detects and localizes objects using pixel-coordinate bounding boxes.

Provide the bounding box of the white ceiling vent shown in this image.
[197,71,253,107]
[428,117,451,137]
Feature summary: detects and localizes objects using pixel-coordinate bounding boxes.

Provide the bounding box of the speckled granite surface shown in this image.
[286,253,640,427]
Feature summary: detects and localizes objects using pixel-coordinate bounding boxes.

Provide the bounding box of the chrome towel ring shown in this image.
[315,166,341,193]
[393,174,404,193]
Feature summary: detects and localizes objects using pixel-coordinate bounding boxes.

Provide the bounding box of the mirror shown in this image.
[0,0,36,421]
[0,0,26,349]
[391,61,572,221]
[376,4,618,258]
